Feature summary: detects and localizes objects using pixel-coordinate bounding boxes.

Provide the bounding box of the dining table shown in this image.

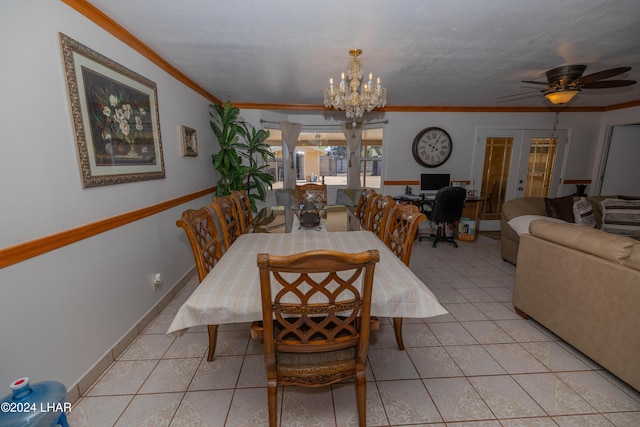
[167,205,448,338]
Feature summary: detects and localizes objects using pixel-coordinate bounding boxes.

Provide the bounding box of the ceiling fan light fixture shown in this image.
[544,89,581,105]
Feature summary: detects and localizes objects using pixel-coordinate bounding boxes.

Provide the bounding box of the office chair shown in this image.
[418,186,467,248]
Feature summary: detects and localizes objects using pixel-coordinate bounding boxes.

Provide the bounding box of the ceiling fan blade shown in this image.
[498,90,542,99]
[579,67,631,83]
[582,80,637,89]
[521,80,550,86]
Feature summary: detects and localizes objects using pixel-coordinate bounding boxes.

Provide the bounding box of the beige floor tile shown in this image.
[513,373,595,416]
[280,386,336,426]
[170,389,234,426]
[500,417,558,426]
[225,387,274,427]
[139,358,200,393]
[377,379,443,425]
[423,377,494,422]
[557,371,640,412]
[473,302,522,320]
[428,322,478,345]
[495,319,555,342]
[114,392,182,427]
[469,375,545,418]
[407,346,464,379]
[398,322,440,347]
[603,411,640,426]
[164,332,208,358]
[88,360,157,396]
[482,286,513,302]
[368,348,420,381]
[444,303,490,322]
[484,344,548,374]
[446,345,507,376]
[457,287,496,303]
[189,355,244,390]
[332,382,388,427]
[552,414,615,426]
[520,342,591,372]
[68,395,132,427]
[215,330,251,356]
[461,320,514,344]
[119,334,175,360]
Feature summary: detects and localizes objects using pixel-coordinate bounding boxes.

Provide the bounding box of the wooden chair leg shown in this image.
[392,317,405,350]
[355,373,367,427]
[267,380,278,427]
[207,324,219,362]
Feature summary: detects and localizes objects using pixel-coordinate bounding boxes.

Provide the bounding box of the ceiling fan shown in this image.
[510,65,636,105]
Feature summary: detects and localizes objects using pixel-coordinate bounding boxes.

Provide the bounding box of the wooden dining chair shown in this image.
[176,207,226,361]
[230,190,253,234]
[356,188,377,226]
[382,204,426,350]
[294,183,327,205]
[365,194,396,239]
[256,249,380,427]
[211,196,241,249]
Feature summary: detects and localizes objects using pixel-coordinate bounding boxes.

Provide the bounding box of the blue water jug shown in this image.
[0,377,69,426]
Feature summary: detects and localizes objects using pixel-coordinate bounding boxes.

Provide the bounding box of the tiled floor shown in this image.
[69,234,640,426]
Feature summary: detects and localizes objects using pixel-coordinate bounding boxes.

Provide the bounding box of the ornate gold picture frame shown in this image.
[59,33,165,187]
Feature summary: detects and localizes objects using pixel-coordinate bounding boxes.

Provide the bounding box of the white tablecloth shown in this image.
[167,231,447,336]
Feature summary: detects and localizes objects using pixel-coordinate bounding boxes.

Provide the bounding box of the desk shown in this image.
[167,231,447,336]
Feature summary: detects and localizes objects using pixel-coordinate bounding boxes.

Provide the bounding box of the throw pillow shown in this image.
[573,198,596,228]
[544,195,575,223]
[601,199,640,238]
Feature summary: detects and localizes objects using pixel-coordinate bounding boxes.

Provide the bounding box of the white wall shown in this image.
[0,1,217,390]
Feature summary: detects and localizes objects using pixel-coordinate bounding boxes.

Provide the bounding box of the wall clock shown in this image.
[412,127,453,167]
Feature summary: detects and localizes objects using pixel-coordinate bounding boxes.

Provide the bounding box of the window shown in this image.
[265,128,383,189]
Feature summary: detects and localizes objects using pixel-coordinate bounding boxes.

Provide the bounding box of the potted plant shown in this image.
[209,101,274,211]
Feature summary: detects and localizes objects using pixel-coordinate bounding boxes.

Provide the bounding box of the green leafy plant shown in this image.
[209,101,274,211]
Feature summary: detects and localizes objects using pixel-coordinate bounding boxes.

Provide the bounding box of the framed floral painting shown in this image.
[59,33,165,187]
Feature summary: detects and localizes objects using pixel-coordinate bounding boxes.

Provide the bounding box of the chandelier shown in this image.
[323,49,387,125]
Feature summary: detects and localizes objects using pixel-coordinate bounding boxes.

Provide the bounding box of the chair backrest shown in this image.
[356,188,377,225]
[295,183,327,205]
[365,194,396,239]
[211,196,241,249]
[230,190,253,234]
[383,204,426,265]
[431,186,467,223]
[176,207,225,282]
[257,249,379,360]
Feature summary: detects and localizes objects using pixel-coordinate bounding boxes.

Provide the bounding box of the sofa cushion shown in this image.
[573,198,596,228]
[530,220,635,264]
[624,244,640,270]
[508,215,566,235]
[544,195,575,223]
[601,199,640,238]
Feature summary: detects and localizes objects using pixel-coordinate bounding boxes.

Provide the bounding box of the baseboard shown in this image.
[66,267,197,405]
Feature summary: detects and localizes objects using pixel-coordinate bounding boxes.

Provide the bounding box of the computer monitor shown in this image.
[420,173,450,192]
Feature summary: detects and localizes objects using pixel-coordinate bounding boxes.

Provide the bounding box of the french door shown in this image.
[471,128,567,230]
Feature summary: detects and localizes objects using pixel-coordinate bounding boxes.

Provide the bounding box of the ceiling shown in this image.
[86,0,640,110]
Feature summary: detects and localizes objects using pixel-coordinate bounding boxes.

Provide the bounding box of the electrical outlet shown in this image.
[153,273,163,289]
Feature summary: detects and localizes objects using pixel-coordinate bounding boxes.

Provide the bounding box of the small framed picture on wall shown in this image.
[180,125,198,156]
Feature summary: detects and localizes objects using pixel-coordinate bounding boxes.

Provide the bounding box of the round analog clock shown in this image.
[412,127,453,167]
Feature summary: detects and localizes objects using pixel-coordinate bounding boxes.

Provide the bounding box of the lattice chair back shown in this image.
[176,207,225,282]
[211,196,241,249]
[230,190,253,234]
[295,183,327,205]
[365,194,396,238]
[356,188,377,226]
[383,204,426,266]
